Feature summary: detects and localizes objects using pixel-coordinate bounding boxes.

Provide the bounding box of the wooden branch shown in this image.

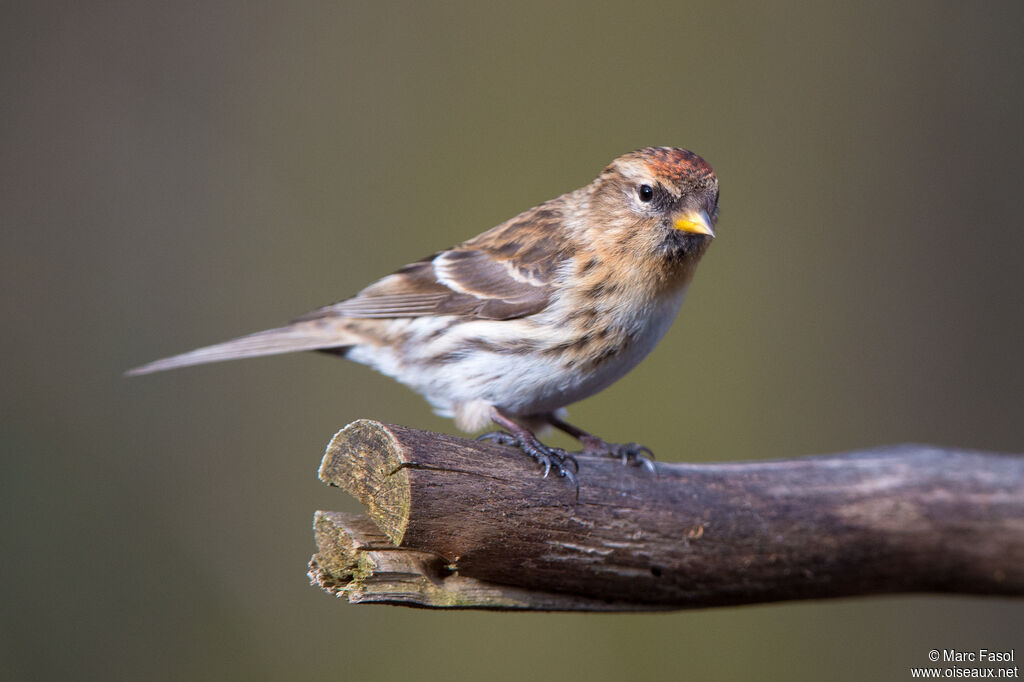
[308,511,670,610]
[310,419,1024,610]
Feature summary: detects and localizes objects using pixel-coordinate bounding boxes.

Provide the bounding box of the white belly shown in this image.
[345,286,688,431]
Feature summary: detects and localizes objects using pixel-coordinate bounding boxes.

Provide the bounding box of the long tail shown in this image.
[125,321,354,376]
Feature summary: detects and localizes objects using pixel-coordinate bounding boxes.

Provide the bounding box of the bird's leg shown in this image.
[478,408,578,487]
[545,414,656,473]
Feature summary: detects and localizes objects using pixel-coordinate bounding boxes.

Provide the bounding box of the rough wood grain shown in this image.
[313,419,1024,610]
[309,511,671,610]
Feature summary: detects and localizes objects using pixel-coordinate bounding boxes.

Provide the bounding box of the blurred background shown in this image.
[3,2,1022,680]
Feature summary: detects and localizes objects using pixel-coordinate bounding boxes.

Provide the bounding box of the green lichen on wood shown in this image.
[310,511,377,583]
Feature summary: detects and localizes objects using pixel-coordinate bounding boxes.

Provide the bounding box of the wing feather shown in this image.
[297,198,576,322]
[127,195,580,375]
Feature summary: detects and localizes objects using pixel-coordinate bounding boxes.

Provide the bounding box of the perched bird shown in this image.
[128,147,719,484]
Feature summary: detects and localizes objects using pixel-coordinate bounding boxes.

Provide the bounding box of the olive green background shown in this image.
[3,2,1022,680]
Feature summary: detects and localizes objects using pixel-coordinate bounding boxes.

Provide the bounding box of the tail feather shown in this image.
[125,322,354,376]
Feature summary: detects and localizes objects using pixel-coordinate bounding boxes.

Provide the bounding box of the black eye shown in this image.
[638,184,654,202]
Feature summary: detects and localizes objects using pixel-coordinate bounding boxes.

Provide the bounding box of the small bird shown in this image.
[128,147,719,484]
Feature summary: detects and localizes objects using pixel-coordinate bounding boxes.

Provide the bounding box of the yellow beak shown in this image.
[672,209,715,237]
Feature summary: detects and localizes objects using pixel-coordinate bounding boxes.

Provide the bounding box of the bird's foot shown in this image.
[477,431,579,488]
[578,436,656,473]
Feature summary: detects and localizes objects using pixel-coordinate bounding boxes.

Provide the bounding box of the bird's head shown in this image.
[590,147,719,265]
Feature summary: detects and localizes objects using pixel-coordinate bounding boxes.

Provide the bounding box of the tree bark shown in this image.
[310,419,1024,610]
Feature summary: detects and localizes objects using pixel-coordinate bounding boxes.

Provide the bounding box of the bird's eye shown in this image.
[638,184,654,202]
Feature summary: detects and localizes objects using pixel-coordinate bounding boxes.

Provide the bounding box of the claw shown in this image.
[559,451,580,474]
[632,453,656,474]
[558,466,579,499]
[477,431,518,446]
[477,430,578,493]
[580,439,657,473]
[547,453,580,498]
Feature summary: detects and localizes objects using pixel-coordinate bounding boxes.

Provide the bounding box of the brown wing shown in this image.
[126,196,578,376]
[297,197,576,322]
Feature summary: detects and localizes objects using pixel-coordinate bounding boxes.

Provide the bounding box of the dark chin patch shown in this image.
[660,230,705,261]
